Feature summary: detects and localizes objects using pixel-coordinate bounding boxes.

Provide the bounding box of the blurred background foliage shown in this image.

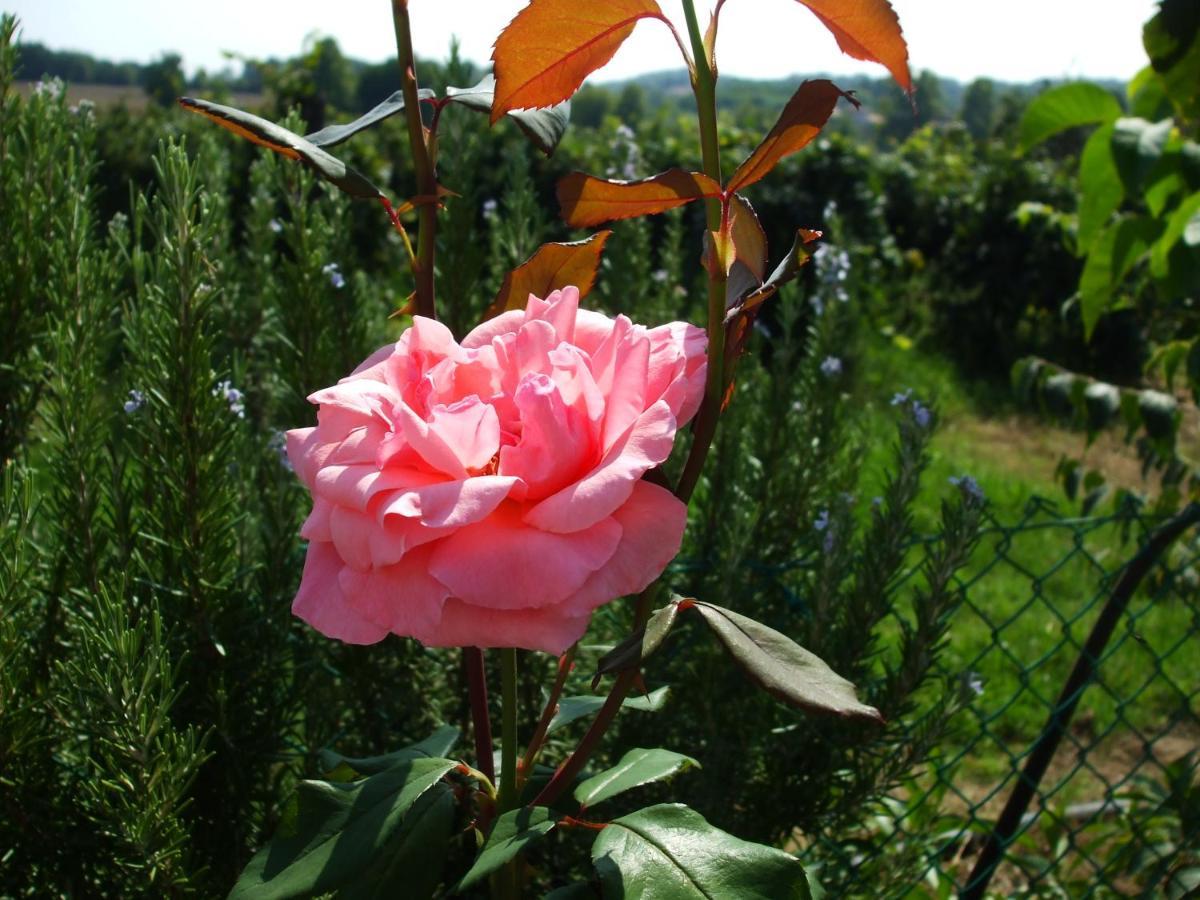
[1,2,1197,896]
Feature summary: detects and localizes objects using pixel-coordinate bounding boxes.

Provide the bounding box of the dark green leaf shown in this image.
[1077,123,1122,251]
[1143,0,1200,123]
[592,600,682,687]
[1151,190,1200,277]
[545,884,598,899]
[337,784,456,900]
[1079,215,1160,339]
[229,757,456,899]
[458,807,560,890]
[1017,82,1122,153]
[178,97,382,199]
[320,724,459,778]
[548,686,670,735]
[1112,117,1174,193]
[304,88,436,148]
[445,74,570,155]
[686,601,882,722]
[591,804,811,900]
[1138,389,1180,447]
[574,748,700,808]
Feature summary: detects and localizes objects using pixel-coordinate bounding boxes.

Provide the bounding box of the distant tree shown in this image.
[961,77,996,140]
[615,82,646,124]
[571,84,613,128]
[880,69,946,142]
[141,53,184,107]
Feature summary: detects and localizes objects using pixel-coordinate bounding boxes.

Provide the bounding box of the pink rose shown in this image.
[286,287,706,654]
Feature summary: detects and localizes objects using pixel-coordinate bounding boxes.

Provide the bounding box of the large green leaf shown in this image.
[1018,82,1122,153]
[591,804,811,900]
[458,807,560,890]
[229,756,456,899]
[1080,215,1161,338]
[337,784,456,900]
[1077,123,1122,252]
[688,601,882,722]
[574,748,699,809]
[1143,0,1200,123]
[304,88,436,148]
[320,724,459,779]
[548,686,670,735]
[1151,190,1200,278]
[1112,117,1174,193]
[592,600,682,687]
[445,74,570,155]
[178,97,382,199]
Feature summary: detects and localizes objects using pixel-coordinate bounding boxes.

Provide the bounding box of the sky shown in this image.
[5,0,1159,86]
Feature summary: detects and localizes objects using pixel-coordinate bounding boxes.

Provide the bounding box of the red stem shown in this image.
[518,647,577,787]
[464,647,494,784]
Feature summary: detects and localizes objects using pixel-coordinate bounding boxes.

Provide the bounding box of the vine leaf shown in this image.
[726,80,858,193]
[178,97,382,199]
[792,0,911,94]
[687,600,883,722]
[558,169,721,228]
[486,231,611,319]
[592,803,812,899]
[491,0,667,121]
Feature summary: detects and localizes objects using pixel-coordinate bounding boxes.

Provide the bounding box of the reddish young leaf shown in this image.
[491,0,667,123]
[485,231,612,319]
[726,80,858,193]
[557,169,722,228]
[793,0,911,94]
[728,193,767,282]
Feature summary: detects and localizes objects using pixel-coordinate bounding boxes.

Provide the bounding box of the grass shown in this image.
[855,334,1199,805]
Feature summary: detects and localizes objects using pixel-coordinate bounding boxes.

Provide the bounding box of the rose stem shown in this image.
[497,647,519,813]
[464,647,495,784]
[518,646,577,789]
[390,0,438,320]
[533,0,729,808]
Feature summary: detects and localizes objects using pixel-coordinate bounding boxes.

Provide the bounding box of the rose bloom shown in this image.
[286,287,706,654]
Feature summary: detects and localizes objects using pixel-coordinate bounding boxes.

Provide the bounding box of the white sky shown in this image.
[5,0,1158,85]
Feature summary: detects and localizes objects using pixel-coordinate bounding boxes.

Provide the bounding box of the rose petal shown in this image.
[429,505,622,609]
[377,475,519,528]
[499,374,593,500]
[337,546,449,637]
[522,400,677,534]
[314,464,441,511]
[292,542,388,644]
[525,285,580,345]
[562,480,687,616]
[647,321,707,425]
[461,309,525,350]
[418,598,590,654]
[393,396,501,479]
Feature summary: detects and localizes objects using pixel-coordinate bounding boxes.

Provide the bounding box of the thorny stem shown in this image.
[390,0,437,319]
[518,646,577,788]
[532,0,729,809]
[464,647,495,785]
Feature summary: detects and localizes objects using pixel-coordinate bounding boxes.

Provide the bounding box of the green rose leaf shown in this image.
[229,756,457,899]
[304,88,436,148]
[445,74,570,155]
[591,803,812,900]
[1017,82,1122,153]
[458,807,560,891]
[337,784,456,900]
[320,723,459,779]
[574,748,700,809]
[178,97,382,199]
[592,600,682,687]
[686,601,882,722]
[548,686,670,735]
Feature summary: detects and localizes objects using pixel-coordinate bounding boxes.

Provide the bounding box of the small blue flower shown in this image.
[214,380,246,419]
[123,389,145,414]
[949,474,985,503]
[322,262,345,290]
[268,218,283,234]
[482,198,498,217]
[268,430,293,471]
[966,671,984,696]
[820,356,842,378]
[891,389,913,407]
[911,401,931,429]
[813,509,830,532]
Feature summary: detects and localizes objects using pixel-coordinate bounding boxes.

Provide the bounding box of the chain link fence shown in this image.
[814,497,1200,897]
